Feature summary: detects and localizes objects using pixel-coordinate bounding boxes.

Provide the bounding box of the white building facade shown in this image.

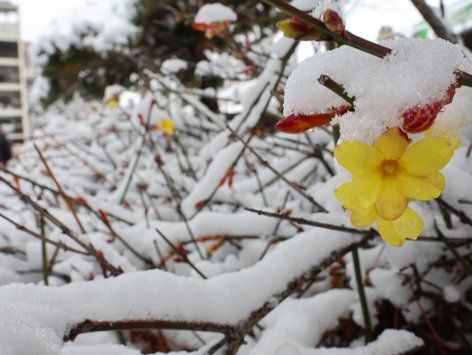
[0,1,29,142]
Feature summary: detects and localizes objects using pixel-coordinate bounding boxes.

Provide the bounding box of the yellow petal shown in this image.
[107,98,120,108]
[334,141,383,175]
[375,176,407,221]
[391,207,423,242]
[157,118,175,135]
[350,206,376,227]
[374,127,410,160]
[425,172,445,190]
[376,219,404,247]
[335,173,382,211]
[398,173,442,201]
[399,137,454,176]
[376,208,423,247]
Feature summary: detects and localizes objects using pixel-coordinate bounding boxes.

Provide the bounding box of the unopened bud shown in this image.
[276,18,328,41]
[323,9,345,35]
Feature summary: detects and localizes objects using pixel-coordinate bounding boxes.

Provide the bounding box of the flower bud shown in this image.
[192,21,231,39]
[276,18,328,41]
[401,102,441,133]
[323,9,345,35]
[275,105,351,134]
[323,9,344,34]
[402,84,456,133]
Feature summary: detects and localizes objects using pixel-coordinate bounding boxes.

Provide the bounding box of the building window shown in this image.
[0,91,21,109]
[0,66,19,82]
[0,41,18,58]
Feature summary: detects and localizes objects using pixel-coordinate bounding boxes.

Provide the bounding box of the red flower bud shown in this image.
[401,84,456,133]
[276,18,329,41]
[192,21,232,39]
[323,9,345,35]
[276,105,351,134]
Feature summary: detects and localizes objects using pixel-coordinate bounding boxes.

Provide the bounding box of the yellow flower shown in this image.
[425,128,461,150]
[106,96,120,108]
[351,206,423,247]
[157,118,175,135]
[335,127,455,221]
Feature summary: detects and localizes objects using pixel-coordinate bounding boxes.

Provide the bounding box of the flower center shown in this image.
[381,160,398,175]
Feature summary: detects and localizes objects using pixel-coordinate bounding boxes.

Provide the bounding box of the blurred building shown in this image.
[0,1,29,142]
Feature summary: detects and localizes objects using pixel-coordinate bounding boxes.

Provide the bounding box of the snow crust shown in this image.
[194,3,237,24]
[274,329,423,354]
[284,38,471,143]
[0,229,360,351]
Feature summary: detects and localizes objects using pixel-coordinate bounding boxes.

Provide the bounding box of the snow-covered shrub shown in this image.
[0,1,471,354]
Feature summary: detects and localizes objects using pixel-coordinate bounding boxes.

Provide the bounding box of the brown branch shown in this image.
[438,198,472,227]
[65,319,233,342]
[410,0,459,43]
[245,207,472,244]
[0,175,122,277]
[261,0,472,87]
[63,234,372,354]
[155,227,208,279]
[0,211,87,255]
[318,74,355,106]
[227,125,328,213]
[245,207,364,234]
[34,144,86,234]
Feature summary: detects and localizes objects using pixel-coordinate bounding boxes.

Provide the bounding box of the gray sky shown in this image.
[10,0,468,43]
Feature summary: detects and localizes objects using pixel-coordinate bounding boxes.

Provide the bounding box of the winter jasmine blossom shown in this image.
[334,127,457,245]
[157,118,175,135]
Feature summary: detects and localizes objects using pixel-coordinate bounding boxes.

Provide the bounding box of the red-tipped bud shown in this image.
[323,9,345,35]
[401,84,456,133]
[276,18,329,41]
[276,105,352,134]
[75,197,88,206]
[98,209,110,225]
[192,21,232,39]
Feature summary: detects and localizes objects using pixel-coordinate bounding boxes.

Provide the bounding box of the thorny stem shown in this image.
[352,247,373,343]
[260,0,472,87]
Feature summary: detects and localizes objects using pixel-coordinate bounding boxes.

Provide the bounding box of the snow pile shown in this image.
[284,38,471,143]
[194,3,237,24]
[161,59,188,75]
[274,329,423,355]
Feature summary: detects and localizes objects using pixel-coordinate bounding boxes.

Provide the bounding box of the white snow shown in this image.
[311,0,342,20]
[284,38,471,143]
[274,329,423,354]
[194,3,237,24]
